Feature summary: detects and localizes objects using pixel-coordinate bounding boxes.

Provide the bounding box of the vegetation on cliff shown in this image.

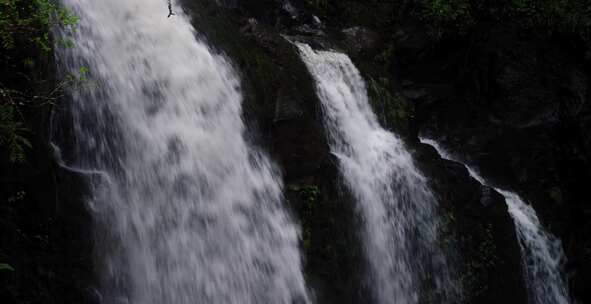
[0,0,77,162]
[304,0,590,37]
[1,1,86,303]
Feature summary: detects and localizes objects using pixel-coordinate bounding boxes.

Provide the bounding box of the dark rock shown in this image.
[402,88,428,100]
[341,26,379,55]
[402,80,415,88]
[480,186,501,207]
[394,25,430,53]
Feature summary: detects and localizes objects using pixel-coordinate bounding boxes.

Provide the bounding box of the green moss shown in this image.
[460,223,498,298]
[478,224,498,268]
[288,184,321,251]
[367,77,413,135]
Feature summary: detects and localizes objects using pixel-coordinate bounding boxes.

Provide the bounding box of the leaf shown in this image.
[0,263,15,271]
[16,135,32,148]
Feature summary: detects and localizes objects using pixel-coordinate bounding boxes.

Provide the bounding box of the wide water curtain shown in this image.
[295,43,459,304]
[55,0,309,303]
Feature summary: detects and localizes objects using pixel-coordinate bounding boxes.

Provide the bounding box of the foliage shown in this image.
[0,0,78,51]
[420,0,474,37]
[0,0,77,162]
[510,0,591,35]
[301,0,590,39]
[417,0,591,37]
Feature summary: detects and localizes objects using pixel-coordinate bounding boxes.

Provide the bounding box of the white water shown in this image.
[54,1,309,303]
[419,138,571,304]
[296,43,458,304]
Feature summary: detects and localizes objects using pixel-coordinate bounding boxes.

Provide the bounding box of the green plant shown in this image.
[511,0,591,35]
[420,0,475,37]
[416,0,590,38]
[0,263,15,271]
[0,0,78,162]
[0,0,78,51]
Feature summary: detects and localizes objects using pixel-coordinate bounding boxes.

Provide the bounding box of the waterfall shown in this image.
[419,138,571,304]
[295,43,458,304]
[53,0,309,303]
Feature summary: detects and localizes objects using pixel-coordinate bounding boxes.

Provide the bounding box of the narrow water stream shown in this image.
[296,43,459,304]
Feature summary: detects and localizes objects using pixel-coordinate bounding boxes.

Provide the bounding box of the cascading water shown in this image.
[295,43,458,304]
[419,138,571,304]
[53,1,309,303]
